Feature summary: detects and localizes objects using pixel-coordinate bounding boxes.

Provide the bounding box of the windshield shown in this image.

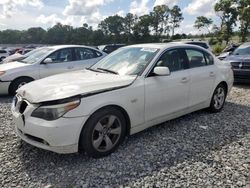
[232,45,250,55]
[21,48,54,64]
[91,47,159,76]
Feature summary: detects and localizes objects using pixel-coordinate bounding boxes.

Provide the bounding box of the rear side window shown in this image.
[75,48,100,60]
[156,49,185,72]
[185,49,207,68]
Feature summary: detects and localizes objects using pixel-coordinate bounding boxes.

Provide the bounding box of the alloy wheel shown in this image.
[92,115,122,152]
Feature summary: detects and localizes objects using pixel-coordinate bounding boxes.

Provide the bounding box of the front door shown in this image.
[145,48,190,122]
[39,48,74,78]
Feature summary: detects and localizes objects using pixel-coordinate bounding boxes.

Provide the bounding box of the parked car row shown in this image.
[6,43,234,158]
[0,45,106,95]
[222,42,250,83]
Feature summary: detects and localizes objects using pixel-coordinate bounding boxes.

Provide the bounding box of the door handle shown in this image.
[181,77,189,83]
[209,72,215,77]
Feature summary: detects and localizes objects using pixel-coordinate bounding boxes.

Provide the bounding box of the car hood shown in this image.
[3,54,24,63]
[224,55,250,62]
[0,61,28,71]
[17,70,137,103]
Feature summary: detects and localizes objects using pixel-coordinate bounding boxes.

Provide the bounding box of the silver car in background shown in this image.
[0,45,106,95]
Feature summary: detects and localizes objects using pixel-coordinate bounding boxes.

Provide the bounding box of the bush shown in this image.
[212,43,226,55]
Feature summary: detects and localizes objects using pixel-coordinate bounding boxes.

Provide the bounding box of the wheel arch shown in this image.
[78,104,131,151]
[8,76,35,94]
[217,81,228,95]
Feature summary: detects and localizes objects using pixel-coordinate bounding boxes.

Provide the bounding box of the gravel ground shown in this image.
[0,85,249,188]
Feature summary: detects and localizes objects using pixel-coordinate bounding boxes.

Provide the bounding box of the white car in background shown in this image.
[11,43,234,158]
[0,49,10,62]
[0,45,106,95]
[1,48,42,64]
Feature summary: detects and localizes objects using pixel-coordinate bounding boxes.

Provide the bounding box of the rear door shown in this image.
[184,48,216,107]
[72,47,104,69]
[39,48,74,78]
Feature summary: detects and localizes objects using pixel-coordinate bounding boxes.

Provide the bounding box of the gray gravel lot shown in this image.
[0,85,249,188]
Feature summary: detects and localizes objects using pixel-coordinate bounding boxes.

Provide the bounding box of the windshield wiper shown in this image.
[86,67,102,73]
[97,68,118,75]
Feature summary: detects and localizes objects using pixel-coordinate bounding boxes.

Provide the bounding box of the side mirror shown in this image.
[153,66,170,76]
[42,58,53,64]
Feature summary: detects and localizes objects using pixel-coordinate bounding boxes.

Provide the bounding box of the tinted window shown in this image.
[0,50,7,53]
[75,48,100,60]
[156,49,185,72]
[232,46,250,55]
[185,49,206,68]
[204,52,214,65]
[47,48,73,63]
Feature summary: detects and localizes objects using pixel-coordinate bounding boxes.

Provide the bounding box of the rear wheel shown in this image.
[208,84,227,113]
[9,77,34,95]
[80,107,126,158]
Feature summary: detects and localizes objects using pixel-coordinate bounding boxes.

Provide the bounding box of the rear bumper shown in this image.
[0,80,11,95]
[233,69,250,83]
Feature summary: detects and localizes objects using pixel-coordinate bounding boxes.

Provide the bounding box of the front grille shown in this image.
[231,62,250,70]
[19,101,28,114]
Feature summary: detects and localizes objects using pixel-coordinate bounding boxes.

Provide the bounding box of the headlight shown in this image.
[31,98,80,121]
[0,71,5,76]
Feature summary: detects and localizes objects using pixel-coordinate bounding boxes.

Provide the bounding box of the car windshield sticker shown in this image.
[140,48,158,53]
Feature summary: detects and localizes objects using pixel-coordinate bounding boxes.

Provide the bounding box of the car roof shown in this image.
[46,45,99,50]
[126,43,206,50]
[240,42,250,47]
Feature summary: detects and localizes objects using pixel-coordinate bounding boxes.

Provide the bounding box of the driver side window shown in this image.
[156,49,185,72]
[46,48,73,63]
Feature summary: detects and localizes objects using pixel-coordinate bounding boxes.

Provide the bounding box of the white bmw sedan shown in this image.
[12,43,234,158]
[0,45,106,95]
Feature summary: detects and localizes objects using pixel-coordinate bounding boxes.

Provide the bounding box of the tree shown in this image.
[124,13,136,43]
[194,16,213,33]
[214,0,238,44]
[46,23,74,44]
[133,15,152,42]
[150,5,170,36]
[169,5,184,37]
[237,0,250,42]
[98,15,125,42]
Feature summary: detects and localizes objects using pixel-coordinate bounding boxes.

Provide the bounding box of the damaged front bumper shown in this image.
[11,95,89,154]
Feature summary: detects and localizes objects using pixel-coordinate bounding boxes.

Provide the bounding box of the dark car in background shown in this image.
[173,40,212,51]
[98,44,125,54]
[224,42,250,83]
[217,43,241,60]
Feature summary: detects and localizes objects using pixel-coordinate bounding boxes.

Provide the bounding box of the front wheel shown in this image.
[208,84,227,113]
[80,107,126,158]
[9,77,34,95]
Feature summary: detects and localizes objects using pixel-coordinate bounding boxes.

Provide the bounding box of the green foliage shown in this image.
[238,0,250,42]
[214,0,238,44]
[213,43,226,55]
[194,16,213,33]
[150,5,170,36]
[169,5,184,36]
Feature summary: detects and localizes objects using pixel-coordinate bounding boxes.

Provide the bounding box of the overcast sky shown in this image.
[0,0,219,34]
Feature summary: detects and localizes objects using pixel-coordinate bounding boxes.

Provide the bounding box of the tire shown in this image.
[80,107,127,158]
[208,84,227,113]
[0,57,5,62]
[9,77,34,95]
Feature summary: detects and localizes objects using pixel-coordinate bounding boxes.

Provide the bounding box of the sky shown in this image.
[0,0,220,35]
